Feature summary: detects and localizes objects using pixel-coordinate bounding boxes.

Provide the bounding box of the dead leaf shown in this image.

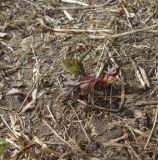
[21,36,33,53]
[0,32,7,38]
[107,66,120,76]
[80,83,91,96]
[63,81,81,86]
[6,88,26,97]
[63,82,80,100]
[62,66,120,102]
[104,66,120,85]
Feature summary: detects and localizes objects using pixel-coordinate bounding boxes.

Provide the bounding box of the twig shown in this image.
[113,114,138,144]
[95,42,109,78]
[125,138,141,160]
[43,1,116,11]
[46,103,57,123]
[90,23,158,39]
[68,101,91,142]
[18,69,50,113]
[61,0,89,6]
[0,114,19,139]
[136,101,158,106]
[43,120,72,147]
[3,66,21,76]
[111,23,158,38]
[122,5,133,29]
[91,79,125,112]
[95,62,105,78]
[144,105,158,149]
[132,128,158,142]
[45,26,113,34]
[103,133,128,147]
[43,120,88,156]
[63,10,74,21]
[0,107,13,111]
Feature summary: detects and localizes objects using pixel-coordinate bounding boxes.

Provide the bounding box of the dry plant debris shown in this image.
[0,0,158,159]
[62,59,120,103]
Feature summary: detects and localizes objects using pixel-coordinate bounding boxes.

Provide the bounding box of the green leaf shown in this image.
[0,140,8,157]
[62,58,86,75]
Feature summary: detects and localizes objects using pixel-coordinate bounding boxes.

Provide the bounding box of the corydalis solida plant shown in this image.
[62,59,120,102]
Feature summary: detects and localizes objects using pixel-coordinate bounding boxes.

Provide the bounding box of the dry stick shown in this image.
[4,66,21,76]
[47,103,57,123]
[90,23,158,39]
[95,41,110,78]
[111,23,158,38]
[132,128,158,143]
[43,21,112,34]
[109,85,113,111]
[44,22,158,37]
[43,120,87,156]
[125,138,141,160]
[103,133,140,159]
[45,1,116,11]
[68,101,91,142]
[0,114,19,139]
[47,26,113,34]
[92,79,125,112]
[57,77,91,142]
[18,69,49,113]
[43,120,72,147]
[5,138,22,150]
[113,114,138,144]
[123,50,147,88]
[144,105,158,150]
[33,136,61,157]
[103,133,128,147]
[95,62,105,78]
[0,107,13,111]
[61,0,89,6]
[136,101,158,106]
[122,5,133,30]
[63,10,74,21]
[106,47,118,66]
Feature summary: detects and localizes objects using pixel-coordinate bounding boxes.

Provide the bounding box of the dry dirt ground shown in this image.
[0,0,158,160]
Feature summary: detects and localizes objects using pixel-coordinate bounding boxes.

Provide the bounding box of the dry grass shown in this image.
[0,0,158,159]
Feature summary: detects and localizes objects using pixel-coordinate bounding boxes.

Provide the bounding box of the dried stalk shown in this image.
[90,23,158,39]
[144,105,158,149]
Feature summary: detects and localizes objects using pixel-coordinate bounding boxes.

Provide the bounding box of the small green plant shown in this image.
[0,140,8,158]
[62,58,86,75]
[62,58,120,103]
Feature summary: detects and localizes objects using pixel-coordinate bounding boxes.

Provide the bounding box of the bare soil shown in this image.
[0,0,158,160]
